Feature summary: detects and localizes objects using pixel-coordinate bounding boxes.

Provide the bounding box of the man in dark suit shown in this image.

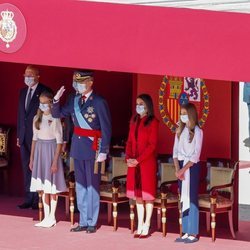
[17,65,50,209]
[52,70,112,233]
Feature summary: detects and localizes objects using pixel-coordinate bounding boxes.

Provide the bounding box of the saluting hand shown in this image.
[54,86,66,101]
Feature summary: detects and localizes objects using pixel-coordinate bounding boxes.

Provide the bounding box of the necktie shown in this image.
[81,95,86,106]
[26,88,32,110]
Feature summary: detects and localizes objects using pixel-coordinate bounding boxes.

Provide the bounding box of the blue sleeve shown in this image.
[96,98,112,154]
[51,95,73,119]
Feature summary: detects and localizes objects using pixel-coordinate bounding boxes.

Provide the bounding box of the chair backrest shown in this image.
[210,161,238,198]
[207,158,232,168]
[0,126,10,159]
[111,156,128,179]
[160,163,177,184]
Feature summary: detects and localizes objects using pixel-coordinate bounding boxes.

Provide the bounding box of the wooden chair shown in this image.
[0,125,10,194]
[154,162,181,237]
[100,156,128,231]
[198,159,238,241]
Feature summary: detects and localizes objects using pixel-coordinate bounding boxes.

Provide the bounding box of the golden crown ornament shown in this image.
[0,10,17,48]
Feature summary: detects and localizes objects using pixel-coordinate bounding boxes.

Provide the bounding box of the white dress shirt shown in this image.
[32,114,63,144]
[173,126,203,163]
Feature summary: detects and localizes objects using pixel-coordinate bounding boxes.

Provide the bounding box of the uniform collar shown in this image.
[82,90,93,102]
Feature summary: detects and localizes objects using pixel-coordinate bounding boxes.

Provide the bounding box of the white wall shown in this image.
[239,82,250,204]
[239,82,250,161]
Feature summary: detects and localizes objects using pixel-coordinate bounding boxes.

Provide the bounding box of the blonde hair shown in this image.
[176,103,199,143]
[35,90,53,130]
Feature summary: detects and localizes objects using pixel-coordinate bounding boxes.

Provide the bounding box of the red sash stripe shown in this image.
[74,126,102,151]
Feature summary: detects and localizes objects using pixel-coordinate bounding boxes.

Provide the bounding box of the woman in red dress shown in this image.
[126,94,158,238]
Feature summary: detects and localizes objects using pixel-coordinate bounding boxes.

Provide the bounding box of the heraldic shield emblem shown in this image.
[0,10,17,48]
[0,3,26,53]
[159,76,209,133]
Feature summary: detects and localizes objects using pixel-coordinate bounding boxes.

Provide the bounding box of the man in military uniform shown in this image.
[52,71,111,233]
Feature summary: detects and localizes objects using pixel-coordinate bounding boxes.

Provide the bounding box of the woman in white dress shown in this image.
[30,90,67,228]
[173,103,203,243]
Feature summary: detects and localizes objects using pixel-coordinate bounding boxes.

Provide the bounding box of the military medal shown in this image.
[84,106,95,123]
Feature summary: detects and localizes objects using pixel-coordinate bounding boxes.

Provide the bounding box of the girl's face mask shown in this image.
[180,114,189,123]
[39,103,50,112]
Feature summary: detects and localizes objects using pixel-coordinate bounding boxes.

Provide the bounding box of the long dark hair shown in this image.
[133,94,155,126]
[177,102,199,143]
[35,90,54,130]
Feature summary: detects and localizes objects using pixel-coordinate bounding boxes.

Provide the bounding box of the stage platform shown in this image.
[0,195,250,250]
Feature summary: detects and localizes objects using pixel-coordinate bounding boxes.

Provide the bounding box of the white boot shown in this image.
[35,194,50,227]
[141,224,150,236]
[136,203,144,234]
[141,203,153,236]
[42,197,57,228]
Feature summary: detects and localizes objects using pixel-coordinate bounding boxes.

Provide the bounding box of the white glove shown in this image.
[96,153,107,162]
[54,86,66,101]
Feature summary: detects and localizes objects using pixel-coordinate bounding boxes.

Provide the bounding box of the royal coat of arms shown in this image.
[159,76,209,133]
[0,10,17,48]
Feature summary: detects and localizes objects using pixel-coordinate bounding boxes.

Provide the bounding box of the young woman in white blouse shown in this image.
[173,103,203,243]
[29,90,67,228]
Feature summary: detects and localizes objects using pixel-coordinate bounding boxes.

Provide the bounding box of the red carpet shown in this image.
[0,195,250,250]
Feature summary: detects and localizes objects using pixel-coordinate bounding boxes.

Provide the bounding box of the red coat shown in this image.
[126,116,158,201]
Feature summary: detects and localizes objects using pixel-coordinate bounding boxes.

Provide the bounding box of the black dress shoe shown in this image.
[31,203,39,210]
[86,226,97,234]
[17,203,32,209]
[70,225,88,232]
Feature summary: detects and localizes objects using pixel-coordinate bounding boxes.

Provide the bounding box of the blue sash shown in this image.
[74,95,93,141]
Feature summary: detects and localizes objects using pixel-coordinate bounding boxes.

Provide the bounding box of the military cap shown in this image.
[73,70,93,82]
